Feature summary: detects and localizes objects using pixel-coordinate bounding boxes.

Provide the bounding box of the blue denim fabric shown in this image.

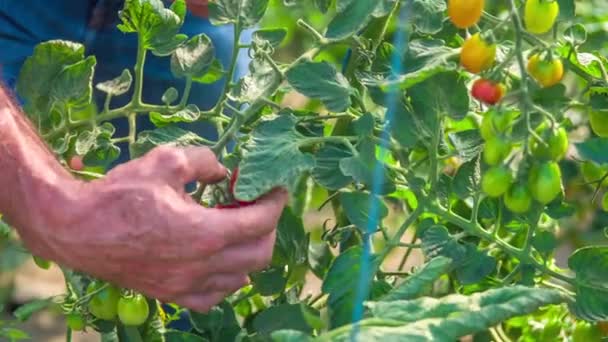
[0,0,250,161]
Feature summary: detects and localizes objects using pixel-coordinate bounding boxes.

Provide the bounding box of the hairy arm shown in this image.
[0,86,288,312]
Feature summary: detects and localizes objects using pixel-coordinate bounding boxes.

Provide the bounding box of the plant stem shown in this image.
[210,24,243,118]
[123,326,143,342]
[132,37,147,107]
[128,113,137,146]
[179,78,193,108]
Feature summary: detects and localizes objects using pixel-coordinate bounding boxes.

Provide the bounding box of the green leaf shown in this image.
[273,207,309,268]
[0,328,29,341]
[338,286,566,341]
[409,71,470,121]
[171,34,215,78]
[13,298,52,321]
[50,56,96,107]
[381,256,452,301]
[404,0,446,34]
[209,0,270,28]
[164,330,207,342]
[17,40,85,114]
[448,130,484,163]
[372,0,398,17]
[192,59,225,84]
[532,230,557,254]
[389,97,421,149]
[190,301,240,341]
[253,28,288,48]
[150,105,201,127]
[322,246,379,328]
[308,241,334,280]
[568,246,608,321]
[312,143,354,190]
[325,0,377,40]
[575,138,608,165]
[130,125,209,158]
[557,0,576,20]
[162,87,179,105]
[118,0,187,55]
[251,267,287,296]
[96,69,133,96]
[235,114,316,201]
[271,329,312,342]
[452,155,481,200]
[232,56,282,103]
[563,24,587,46]
[338,192,388,232]
[252,304,316,335]
[314,0,332,13]
[339,138,395,194]
[286,61,352,112]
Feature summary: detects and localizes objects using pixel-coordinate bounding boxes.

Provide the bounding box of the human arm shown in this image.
[0,86,288,311]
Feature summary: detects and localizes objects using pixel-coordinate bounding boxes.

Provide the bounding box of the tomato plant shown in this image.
[4,0,608,341]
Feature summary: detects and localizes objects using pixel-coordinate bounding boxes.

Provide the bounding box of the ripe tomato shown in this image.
[581,161,608,187]
[117,294,150,326]
[33,256,52,270]
[531,127,569,161]
[69,156,85,171]
[528,162,562,204]
[480,109,515,141]
[460,33,496,74]
[484,136,512,165]
[472,79,505,105]
[504,183,533,213]
[524,0,559,34]
[482,166,513,197]
[66,313,86,331]
[527,54,564,88]
[87,282,121,321]
[589,110,608,137]
[448,0,484,29]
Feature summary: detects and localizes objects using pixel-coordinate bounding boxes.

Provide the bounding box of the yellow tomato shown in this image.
[448,0,484,29]
[524,0,560,34]
[460,33,496,74]
[527,53,564,88]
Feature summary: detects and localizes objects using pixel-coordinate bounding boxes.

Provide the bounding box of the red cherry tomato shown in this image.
[472,79,505,105]
[69,156,85,171]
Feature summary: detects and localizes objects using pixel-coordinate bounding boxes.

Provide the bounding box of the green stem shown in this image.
[66,327,72,342]
[132,37,147,107]
[123,326,143,342]
[128,113,137,146]
[380,204,425,261]
[179,78,193,108]
[211,24,243,118]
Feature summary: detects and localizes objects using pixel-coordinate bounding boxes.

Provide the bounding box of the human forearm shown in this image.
[0,86,77,250]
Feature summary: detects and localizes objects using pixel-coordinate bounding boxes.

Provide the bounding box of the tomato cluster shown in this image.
[60,281,151,330]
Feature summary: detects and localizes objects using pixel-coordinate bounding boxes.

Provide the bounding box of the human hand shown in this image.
[28,146,288,312]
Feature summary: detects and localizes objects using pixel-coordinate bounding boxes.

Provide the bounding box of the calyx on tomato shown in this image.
[448,0,484,29]
[527,53,564,88]
[524,0,560,34]
[460,33,496,74]
[472,79,505,105]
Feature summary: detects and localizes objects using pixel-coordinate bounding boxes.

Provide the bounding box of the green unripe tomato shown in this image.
[529,162,563,204]
[33,256,52,270]
[581,161,608,187]
[532,127,568,161]
[524,0,559,34]
[572,321,602,342]
[87,281,121,321]
[602,193,608,212]
[504,183,533,213]
[482,166,513,197]
[484,137,512,165]
[66,313,86,331]
[480,109,513,141]
[117,294,150,326]
[590,110,608,137]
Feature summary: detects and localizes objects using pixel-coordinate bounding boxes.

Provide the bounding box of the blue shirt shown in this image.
[0,0,250,158]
